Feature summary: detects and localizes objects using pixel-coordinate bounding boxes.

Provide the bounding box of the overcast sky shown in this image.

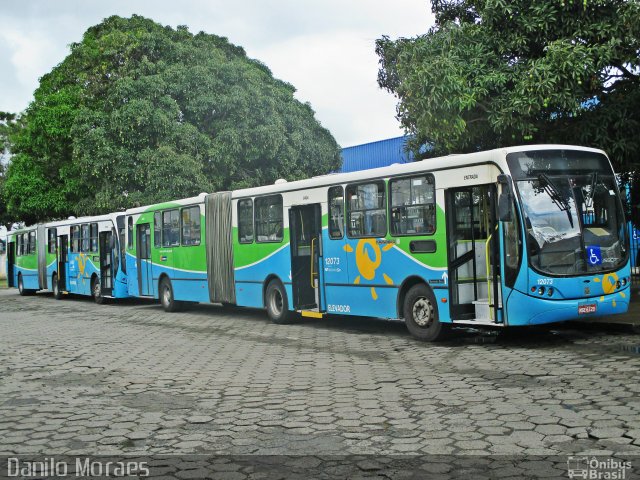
[0,0,434,148]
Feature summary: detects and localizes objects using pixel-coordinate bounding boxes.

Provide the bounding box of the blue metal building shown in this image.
[340,136,415,173]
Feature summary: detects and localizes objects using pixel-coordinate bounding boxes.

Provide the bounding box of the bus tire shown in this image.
[52,274,63,300]
[160,277,182,312]
[403,283,449,342]
[92,276,106,305]
[17,274,34,296]
[265,280,292,324]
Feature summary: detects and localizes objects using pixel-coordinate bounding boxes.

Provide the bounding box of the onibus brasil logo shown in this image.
[567,456,631,479]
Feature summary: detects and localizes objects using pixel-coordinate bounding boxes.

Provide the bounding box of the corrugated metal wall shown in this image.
[340,136,414,173]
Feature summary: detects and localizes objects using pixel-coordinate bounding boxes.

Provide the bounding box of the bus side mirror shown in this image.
[498,192,512,222]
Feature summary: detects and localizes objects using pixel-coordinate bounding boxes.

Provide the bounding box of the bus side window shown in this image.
[48,228,57,254]
[389,175,436,236]
[29,231,36,255]
[255,195,283,243]
[238,199,254,244]
[70,227,77,252]
[328,186,344,239]
[127,217,133,249]
[163,210,180,246]
[90,223,98,252]
[154,212,162,248]
[181,206,201,246]
[81,224,90,253]
[346,182,386,238]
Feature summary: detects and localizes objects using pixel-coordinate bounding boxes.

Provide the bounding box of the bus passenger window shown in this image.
[28,231,36,255]
[48,228,57,254]
[390,175,436,236]
[238,199,254,244]
[346,182,386,238]
[90,223,98,252]
[328,186,344,239]
[163,210,180,246]
[71,227,79,252]
[181,206,201,246]
[81,224,90,252]
[154,212,162,247]
[127,217,133,249]
[17,235,23,256]
[255,195,283,243]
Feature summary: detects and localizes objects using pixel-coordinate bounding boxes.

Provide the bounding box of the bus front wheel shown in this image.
[265,280,292,324]
[160,277,182,312]
[403,284,449,342]
[52,274,63,300]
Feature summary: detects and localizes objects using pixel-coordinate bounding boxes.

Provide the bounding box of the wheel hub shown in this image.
[412,297,433,327]
[271,290,283,315]
[163,287,170,306]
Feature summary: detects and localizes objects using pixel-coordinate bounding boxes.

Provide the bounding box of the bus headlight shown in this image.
[547,288,554,297]
[621,278,627,287]
[538,286,545,295]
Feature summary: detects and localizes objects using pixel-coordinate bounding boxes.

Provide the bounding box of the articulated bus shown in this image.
[6,214,128,303]
[123,145,630,341]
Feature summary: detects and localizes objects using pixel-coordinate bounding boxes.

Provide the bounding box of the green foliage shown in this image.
[377,0,640,193]
[5,15,340,224]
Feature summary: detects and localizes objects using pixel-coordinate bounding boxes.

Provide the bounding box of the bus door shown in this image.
[99,231,114,297]
[136,223,153,296]
[57,235,68,291]
[289,204,322,310]
[7,241,15,288]
[446,184,501,321]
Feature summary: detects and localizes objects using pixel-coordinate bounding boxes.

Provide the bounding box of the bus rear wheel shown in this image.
[52,274,63,300]
[17,274,34,296]
[265,280,292,324]
[160,277,182,312]
[403,284,449,342]
[92,276,105,305]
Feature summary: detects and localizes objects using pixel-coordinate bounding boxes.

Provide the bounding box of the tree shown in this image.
[4,15,340,224]
[0,112,20,228]
[376,0,640,206]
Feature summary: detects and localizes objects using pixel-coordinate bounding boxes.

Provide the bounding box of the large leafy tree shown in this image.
[0,112,20,228]
[4,15,340,224]
[376,0,640,206]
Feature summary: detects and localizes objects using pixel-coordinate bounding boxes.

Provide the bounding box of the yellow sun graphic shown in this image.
[593,272,625,307]
[344,239,394,300]
[77,253,89,286]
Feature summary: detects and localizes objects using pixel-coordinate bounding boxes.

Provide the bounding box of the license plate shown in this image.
[578,303,597,315]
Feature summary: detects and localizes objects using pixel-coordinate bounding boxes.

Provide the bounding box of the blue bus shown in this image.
[6,214,129,303]
[121,145,631,341]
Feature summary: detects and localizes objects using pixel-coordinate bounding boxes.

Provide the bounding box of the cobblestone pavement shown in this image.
[0,289,639,460]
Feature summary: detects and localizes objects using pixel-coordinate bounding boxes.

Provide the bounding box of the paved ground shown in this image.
[0,288,639,463]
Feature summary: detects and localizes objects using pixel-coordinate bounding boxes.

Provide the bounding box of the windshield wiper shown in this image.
[585,172,598,209]
[538,173,574,228]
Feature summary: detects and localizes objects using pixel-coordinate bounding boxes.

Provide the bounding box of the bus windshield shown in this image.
[507,149,627,276]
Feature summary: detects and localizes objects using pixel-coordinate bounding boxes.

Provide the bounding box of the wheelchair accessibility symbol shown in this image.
[587,245,602,265]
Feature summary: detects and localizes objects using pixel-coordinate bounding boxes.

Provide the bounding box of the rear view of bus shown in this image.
[502,147,631,325]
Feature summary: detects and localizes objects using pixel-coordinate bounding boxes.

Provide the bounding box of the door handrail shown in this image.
[310,237,317,289]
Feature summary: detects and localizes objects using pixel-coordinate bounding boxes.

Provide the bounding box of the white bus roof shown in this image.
[232,144,605,198]
[125,193,208,216]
